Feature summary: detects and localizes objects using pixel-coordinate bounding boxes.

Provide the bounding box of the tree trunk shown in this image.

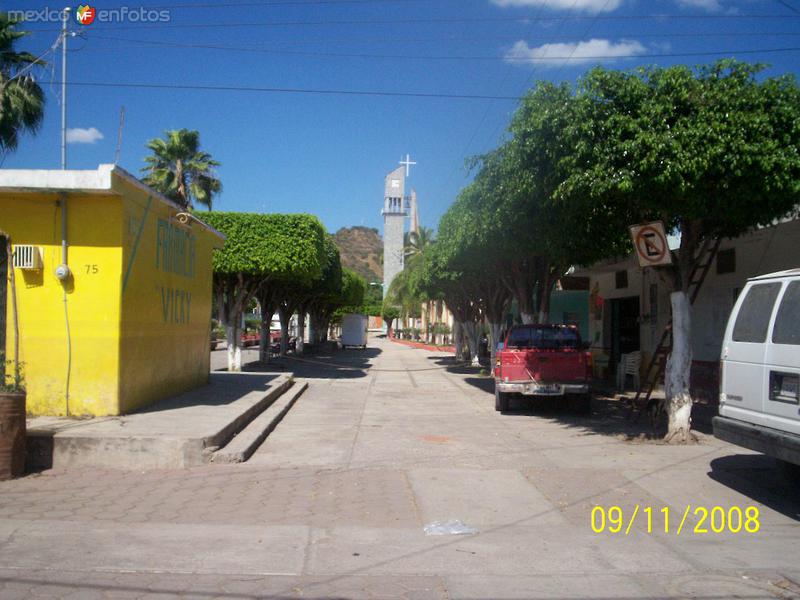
[488,321,503,369]
[278,306,290,356]
[464,322,481,367]
[225,323,242,372]
[665,291,694,443]
[453,321,464,361]
[536,269,556,324]
[296,310,305,354]
[258,317,270,364]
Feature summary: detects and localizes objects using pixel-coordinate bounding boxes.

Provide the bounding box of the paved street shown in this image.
[1,336,799,599]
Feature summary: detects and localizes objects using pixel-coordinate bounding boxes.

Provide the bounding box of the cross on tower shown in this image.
[399,153,417,177]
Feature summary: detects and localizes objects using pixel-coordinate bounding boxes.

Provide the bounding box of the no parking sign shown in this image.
[630,221,672,267]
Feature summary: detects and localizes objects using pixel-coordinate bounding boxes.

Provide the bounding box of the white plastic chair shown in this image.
[616,351,642,391]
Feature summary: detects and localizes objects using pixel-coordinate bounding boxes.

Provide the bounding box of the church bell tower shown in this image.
[382,165,407,298]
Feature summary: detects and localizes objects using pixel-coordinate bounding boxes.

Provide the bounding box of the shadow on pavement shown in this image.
[708,454,800,521]
[236,346,383,380]
[134,372,280,412]
[457,369,719,442]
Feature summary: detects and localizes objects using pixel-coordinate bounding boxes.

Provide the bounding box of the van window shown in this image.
[732,283,781,343]
[772,281,800,345]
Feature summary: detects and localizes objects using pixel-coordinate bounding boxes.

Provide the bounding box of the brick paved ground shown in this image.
[0,336,798,599]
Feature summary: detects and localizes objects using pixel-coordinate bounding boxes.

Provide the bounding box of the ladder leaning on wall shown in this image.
[629,237,722,422]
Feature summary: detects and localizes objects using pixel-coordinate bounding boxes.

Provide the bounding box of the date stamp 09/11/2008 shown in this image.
[590,505,761,536]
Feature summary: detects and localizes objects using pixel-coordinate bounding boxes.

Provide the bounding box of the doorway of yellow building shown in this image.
[0,236,7,381]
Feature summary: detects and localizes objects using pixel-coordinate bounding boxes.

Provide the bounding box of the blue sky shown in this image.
[5,0,800,234]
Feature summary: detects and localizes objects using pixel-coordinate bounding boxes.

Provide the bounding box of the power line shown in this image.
[775,0,800,15]
[78,37,800,61]
[436,0,574,202]
[73,30,800,45]
[26,13,800,33]
[53,80,524,100]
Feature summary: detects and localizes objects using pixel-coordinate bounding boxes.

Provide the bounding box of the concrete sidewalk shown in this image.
[26,372,293,470]
[2,336,799,599]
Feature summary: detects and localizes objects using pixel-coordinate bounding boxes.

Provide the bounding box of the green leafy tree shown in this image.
[435,181,511,366]
[201,212,326,370]
[142,129,221,210]
[403,226,435,260]
[562,60,800,442]
[381,305,400,337]
[0,14,45,156]
[305,237,345,345]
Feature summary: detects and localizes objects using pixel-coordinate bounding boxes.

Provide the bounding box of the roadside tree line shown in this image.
[410,60,799,442]
[202,212,365,372]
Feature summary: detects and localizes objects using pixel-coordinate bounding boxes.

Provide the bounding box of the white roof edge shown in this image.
[109,166,225,241]
[750,268,800,281]
[0,164,115,191]
[0,164,224,241]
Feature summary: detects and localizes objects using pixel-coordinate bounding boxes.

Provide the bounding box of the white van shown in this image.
[714,269,800,469]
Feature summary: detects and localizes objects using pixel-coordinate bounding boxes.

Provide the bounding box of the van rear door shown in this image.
[721,281,782,426]
[763,279,800,435]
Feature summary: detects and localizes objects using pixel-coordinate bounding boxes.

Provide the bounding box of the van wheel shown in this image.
[495,388,510,412]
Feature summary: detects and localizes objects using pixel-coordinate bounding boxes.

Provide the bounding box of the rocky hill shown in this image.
[332,226,382,283]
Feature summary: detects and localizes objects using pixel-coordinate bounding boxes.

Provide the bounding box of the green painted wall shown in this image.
[547,290,590,340]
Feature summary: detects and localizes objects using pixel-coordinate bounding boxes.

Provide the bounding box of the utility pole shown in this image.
[61,7,70,170]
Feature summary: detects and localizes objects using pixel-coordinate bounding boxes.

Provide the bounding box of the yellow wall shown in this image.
[1,192,122,415]
[2,179,222,416]
[116,179,219,413]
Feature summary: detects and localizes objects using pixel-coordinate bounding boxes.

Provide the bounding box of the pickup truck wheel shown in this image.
[495,387,510,412]
[572,393,592,416]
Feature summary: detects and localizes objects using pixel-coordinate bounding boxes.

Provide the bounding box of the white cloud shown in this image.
[490,0,623,12]
[675,0,724,10]
[66,127,104,144]
[505,38,646,67]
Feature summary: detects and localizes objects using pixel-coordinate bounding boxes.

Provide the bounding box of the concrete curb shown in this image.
[212,380,308,464]
[26,373,295,471]
[202,374,294,454]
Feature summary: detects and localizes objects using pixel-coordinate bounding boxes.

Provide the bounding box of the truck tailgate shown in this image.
[498,349,588,383]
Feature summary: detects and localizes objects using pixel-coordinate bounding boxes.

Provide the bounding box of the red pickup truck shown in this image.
[493,324,592,414]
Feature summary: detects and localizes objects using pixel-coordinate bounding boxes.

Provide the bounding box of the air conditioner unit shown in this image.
[12,245,42,270]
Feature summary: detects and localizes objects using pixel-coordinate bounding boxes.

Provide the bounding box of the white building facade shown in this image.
[578,218,800,401]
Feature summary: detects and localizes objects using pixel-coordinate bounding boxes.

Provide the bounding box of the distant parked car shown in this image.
[713,269,800,473]
[493,324,592,413]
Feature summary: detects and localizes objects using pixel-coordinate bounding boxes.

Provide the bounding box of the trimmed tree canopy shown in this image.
[202,212,327,284]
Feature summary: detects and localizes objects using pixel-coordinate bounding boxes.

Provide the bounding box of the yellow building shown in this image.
[0,165,224,416]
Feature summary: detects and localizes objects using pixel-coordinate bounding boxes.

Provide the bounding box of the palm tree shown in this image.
[142,129,221,210]
[0,14,45,157]
[403,226,434,260]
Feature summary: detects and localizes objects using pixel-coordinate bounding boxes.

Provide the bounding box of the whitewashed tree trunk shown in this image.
[454,321,464,361]
[665,291,694,443]
[225,324,242,372]
[308,317,317,347]
[520,311,535,325]
[465,322,481,367]
[489,322,503,368]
